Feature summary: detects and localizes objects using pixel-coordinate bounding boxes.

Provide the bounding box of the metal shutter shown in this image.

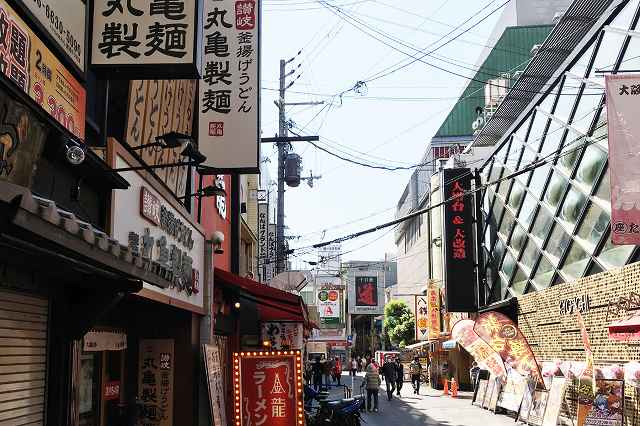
[0,291,48,425]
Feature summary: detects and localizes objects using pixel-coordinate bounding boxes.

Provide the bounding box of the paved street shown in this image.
[323,373,516,426]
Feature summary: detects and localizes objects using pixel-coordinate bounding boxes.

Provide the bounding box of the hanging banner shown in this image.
[266,223,276,282]
[203,344,228,426]
[0,0,86,140]
[427,285,441,340]
[441,168,477,312]
[198,0,260,172]
[138,339,174,426]
[415,295,429,341]
[258,202,268,282]
[318,289,340,325]
[261,322,304,350]
[577,311,597,393]
[234,351,303,426]
[91,0,201,79]
[474,311,544,387]
[451,319,507,380]
[605,74,640,245]
[20,0,85,71]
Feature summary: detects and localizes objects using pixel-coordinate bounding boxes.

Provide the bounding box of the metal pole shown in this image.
[276,59,287,274]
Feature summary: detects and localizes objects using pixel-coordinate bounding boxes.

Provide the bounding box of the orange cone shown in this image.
[451,378,458,398]
[443,379,449,396]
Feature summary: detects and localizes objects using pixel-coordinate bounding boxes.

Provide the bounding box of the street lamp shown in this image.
[178,184,226,200]
[130,131,193,152]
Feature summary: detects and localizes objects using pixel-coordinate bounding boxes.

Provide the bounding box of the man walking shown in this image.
[409,356,423,395]
[394,358,404,396]
[332,357,342,385]
[350,357,358,376]
[364,360,381,412]
[381,358,397,401]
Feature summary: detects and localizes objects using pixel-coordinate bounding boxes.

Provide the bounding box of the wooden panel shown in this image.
[0,356,46,365]
[0,404,44,421]
[0,396,44,412]
[0,293,47,308]
[0,329,47,339]
[0,347,46,356]
[126,80,149,148]
[141,80,164,167]
[0,301,46,316]
[0,320,46,331]
[0,372,46,384]
[0,338,46,347]
[0,311,47,324]
[1,412,43,426]
[0,387,44,402]
[0,363,45,374]
[0,381,45,393]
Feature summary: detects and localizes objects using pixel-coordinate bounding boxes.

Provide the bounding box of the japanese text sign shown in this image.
[261,322,304,350]
[103,381,120,401]
[452,319,507,381]
[427,285,441,340]
[91,0,201,78]
[441,168,477,312]
[234,351,303,426]
[0,0,86,140]
[605,74,640,245]
[138,339,174,426]
[258,202,268,282]
[415,295,429,341]
[198,0,260,171]
[21,0,85,71]
[318,289,340,324]
[474,312,544,388]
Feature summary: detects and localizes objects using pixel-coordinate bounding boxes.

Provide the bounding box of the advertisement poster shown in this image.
[497,369,527,413]
[355,276,378,307]
[261,322,303,350]
[605,74,640,245]
[203,344,227,426]
[474,312,543,387]
[234,351,302,426]
[528,390,549,426]
[415,295,429,341]
[518,380,536,423]
[474,379,488,407]
[318,289,340,325]
[137,339,174,426]
[451,319,507,380]
[584,380,624,426]
[427,285,441,340]
[489,377,501,412]
[0,0,86,140]
[542,377,566,426]
[199,0,260,170]
[483,378,495,409]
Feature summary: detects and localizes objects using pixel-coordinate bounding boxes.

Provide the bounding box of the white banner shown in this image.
[415,295,429,341]
[23,0,85,71]
[266,223,276,282]
[258,202,268,281]
[605,74,640,245]
[198,0,260,171]
[83,330,127,352]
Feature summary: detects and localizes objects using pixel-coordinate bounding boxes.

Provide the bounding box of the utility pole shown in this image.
[273,58,323,275]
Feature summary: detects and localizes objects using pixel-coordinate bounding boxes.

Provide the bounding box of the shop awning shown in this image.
[0,181,172,290]
[608,313,640,342]
[405,341,430,350]
[214,268,308,324]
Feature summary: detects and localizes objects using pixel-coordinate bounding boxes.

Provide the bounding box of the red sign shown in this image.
[235,1,256,30]
[103,381,120,401]
[234,351,303,426]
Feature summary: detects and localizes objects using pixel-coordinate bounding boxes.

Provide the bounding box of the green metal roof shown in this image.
[434,25,554,139]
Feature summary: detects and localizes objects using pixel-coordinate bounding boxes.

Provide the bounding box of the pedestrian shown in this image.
[381,357,397,401]
[357,356,363,372]
[409,356,422,395]
[351,357,358,376]
[323,358,333,387]
[394,358,404,396]
[364,360,381,412]
[469,361,480,391]
[333,357,342,385]
[312,358,323,391]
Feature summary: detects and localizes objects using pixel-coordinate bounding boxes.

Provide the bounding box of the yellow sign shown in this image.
[0,0,85,140]
[427,285,441,340]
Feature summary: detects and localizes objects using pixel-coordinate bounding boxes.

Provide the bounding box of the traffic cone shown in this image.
[450,378,458,398]
[443,379,449,396]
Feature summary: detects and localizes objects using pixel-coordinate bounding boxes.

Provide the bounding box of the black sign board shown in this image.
[355,276,378,307]
[442,168,477,312]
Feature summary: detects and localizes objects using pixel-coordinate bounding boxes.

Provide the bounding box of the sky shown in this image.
[259,0,506,268]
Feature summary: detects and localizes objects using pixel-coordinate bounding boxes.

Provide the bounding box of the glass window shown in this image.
[532,205,554,242]
[586,261,604,277]
[611,0,639,30]
[510,270,528,296]
[576,202,609,250]
[558,135,585,174]
[501,251,517,280]
[532,255,555,289]
[597,232,634,268]
[571,91,602,135]
[518,145,537,170]
[545,222,571,264]
[497,175,511,200]
[538,84,559,116]
[483,189,493,214]
[590,31,626,77]
[489,161,503,183]
[540,121,565,157]
[526,111,549,152]
[493,237,506,265]
[518,192,537,228]
[529,163,551,199]
[594,168,611,205]
[521,239,540,270]
[553,81,578,122]
[619,35,640,71]
[491,198,505,225]
[576,145,607,188]
[508,181,525,210]
[559,186,588,230]
[560,241,590,280]
[515,116,532,142]
[544,171,569,209]
[510,224,527,253]
[499,209,516,240]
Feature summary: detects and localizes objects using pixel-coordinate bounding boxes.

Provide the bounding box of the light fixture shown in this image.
[178,185,226,200]
[181,142,207,164]
[263,340,271,347]
[65,138,85,165]
[234,301,241,309]
[131,131,193,152]
[210,231,225,255]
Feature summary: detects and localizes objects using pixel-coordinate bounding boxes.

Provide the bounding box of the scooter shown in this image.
[304,384,365,426]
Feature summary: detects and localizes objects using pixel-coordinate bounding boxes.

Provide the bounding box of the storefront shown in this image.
[72,140,206,425]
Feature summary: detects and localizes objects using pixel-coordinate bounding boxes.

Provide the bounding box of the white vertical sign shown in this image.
[198,0,260,171]
[266,223,276,282]
[258,202,268,282]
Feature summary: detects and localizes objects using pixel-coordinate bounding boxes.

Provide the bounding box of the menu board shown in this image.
[489,377,502,412]
[203,344,227,426]
[528,390,549,426]
[483,378,495,409]
[474,379,488,407]
[138,339,174,426]
[497,369,527,413]
[518,380,536,423]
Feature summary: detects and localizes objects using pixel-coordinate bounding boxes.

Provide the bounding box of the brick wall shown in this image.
[517,261,640,425]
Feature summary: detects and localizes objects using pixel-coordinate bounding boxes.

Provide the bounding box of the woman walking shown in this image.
[364,360,381,412]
